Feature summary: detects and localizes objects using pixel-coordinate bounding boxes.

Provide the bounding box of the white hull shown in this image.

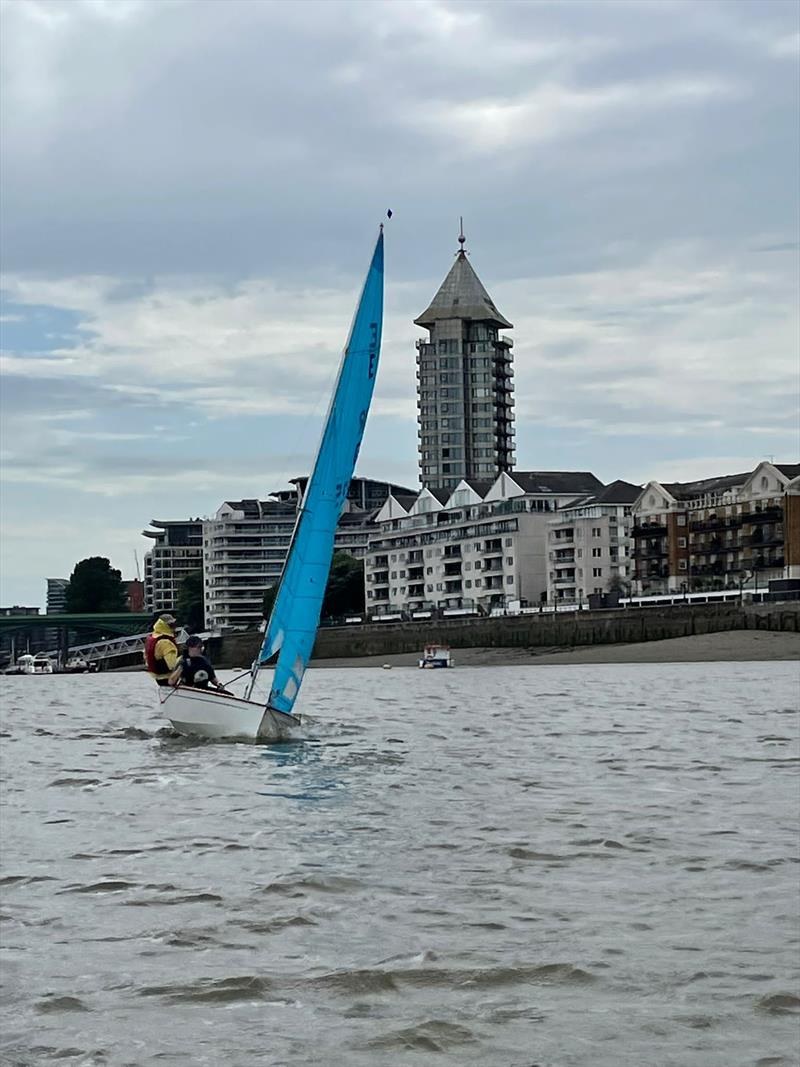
[158,686,300,742]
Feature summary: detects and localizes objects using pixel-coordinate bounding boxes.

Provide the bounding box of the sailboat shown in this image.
[159,226,385,740]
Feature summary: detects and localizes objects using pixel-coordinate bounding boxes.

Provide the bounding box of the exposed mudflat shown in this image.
[310,628,800,668]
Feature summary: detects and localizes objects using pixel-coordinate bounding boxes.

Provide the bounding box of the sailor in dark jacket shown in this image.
[170,635,230,692]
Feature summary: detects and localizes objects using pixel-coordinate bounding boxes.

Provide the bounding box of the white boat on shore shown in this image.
[419,644,454,669]
[157,224,386,742]
[10,654,55,675]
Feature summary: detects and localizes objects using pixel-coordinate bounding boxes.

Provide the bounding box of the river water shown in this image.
[1,662,798,1067]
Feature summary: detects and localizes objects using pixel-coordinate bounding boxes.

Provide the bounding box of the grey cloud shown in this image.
[2,0,797,285]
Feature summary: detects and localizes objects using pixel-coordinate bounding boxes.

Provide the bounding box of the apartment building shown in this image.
[632,461,800,595]
[141,519,204,615]
[414,227,515,490]
[46,578,69,614]
[365,470,603,615]
[546,481,640,603]
[204,477,414,631]
[204,498,297,631]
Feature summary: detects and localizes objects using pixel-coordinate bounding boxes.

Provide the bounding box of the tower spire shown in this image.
[457,216,466,255]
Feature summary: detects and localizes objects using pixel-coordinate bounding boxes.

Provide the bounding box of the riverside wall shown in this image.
[213,602,800,668]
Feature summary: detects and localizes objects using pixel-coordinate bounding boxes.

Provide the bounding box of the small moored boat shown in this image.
[419,644,453,669]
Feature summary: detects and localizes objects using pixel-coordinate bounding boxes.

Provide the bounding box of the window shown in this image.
[761,476,769,489]
[465,580,472,589]
[677,514,686,526]
[678,537,687,548]
[505,538,513,547]
[577,549,583,559]
[578,568,583,578]
[592,567,603,577]
[435,583,442,591]
[390,554,396,562]
[679,560,687,571]
[475,578,482,587]
[390,571,397,578]
[592,527,602,537]
[592,548,602,558]
[426,567,432,575]
[506,576,514,584]
[506,557,513,566]
[399,570,406,578]
[464,562,471,571]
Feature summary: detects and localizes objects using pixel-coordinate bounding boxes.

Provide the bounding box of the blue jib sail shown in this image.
[257,230,384,715]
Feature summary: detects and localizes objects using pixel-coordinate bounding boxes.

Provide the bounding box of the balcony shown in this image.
[553,572,576,584]
[633,521,668,536]
[692,515,744,532]
[444,579,463,594]
[408,566,425,581]
[742,506,782,524]
[553,553,576,565]
[632,543,668,559]
[483,539,503,554]
[407,550,424,564]
[443,546,462,559]
[443,562,462,577]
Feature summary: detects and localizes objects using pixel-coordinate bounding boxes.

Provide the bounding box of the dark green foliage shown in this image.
[177,570,205,633]
[606,574,630,596]
[260,553,364,625]
[65,557,126,613]
[321,552,364,619]
[262,582,278,620]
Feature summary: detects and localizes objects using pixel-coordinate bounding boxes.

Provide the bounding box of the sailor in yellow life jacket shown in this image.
[143,613,180,686]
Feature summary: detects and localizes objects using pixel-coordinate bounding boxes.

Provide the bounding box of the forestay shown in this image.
[254,230,384,715]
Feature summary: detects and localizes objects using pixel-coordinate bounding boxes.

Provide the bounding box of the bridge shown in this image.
[0,613,152,635]
[0,613,154,669]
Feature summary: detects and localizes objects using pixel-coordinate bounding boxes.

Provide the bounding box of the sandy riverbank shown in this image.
[309,629,800,668]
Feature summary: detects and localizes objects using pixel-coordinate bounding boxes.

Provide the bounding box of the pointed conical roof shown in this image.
[415,250,512,329]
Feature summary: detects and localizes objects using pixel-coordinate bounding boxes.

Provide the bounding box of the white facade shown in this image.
[142,520,204,615]
[203,499,297,631]
[365,473,603,616]
[203,480,409,631]
[547,501,634,603]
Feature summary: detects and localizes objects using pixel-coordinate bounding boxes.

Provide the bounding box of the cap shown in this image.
[186,635,203,648]
[158,613,177,626]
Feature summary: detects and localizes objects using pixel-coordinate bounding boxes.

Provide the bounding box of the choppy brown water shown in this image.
[1,662,799,1067]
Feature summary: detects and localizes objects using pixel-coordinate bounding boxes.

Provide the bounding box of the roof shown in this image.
[593,479,641,505]
[661,472,750,500]
[415,250,512,329]
[461,478,495,497]
[393,493,419,511]
[426,486,452,504]
[775,463,800,479]
[509,471,605,495]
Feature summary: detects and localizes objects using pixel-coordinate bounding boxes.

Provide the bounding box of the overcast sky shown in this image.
[1,0,798,608]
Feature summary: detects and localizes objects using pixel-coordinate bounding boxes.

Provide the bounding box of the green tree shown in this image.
[606,574,630,598]
[260,553,364,625]
[262,582,279,620]
[65,557,126,613]
[177,570,205,633]
[321,552,364,618]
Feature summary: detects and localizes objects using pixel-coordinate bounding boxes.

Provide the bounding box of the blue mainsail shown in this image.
[255,230,384,715]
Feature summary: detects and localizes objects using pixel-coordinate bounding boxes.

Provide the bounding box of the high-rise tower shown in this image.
[414,224,515,490]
